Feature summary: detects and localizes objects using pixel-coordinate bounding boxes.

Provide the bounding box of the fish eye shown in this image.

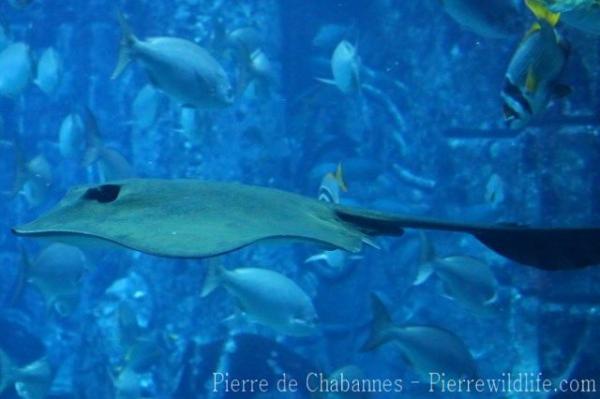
[82,184,122,203]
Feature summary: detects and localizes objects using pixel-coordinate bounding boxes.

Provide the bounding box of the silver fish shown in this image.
[318,40,361,94]
[361,293,478,381]
[131,84,160,130]
[0,42,32,98]
[414,233,498,314]
[34,47,62,95]
[201,263,319,336]
[58,113,86,159]
[18,154,53,208]
[112,12,233,108]
[22,243,87,316]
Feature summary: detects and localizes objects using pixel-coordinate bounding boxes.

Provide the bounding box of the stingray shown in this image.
[11,178,600,271]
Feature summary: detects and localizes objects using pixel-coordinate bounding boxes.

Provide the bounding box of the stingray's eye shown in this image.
[82,184,122,203]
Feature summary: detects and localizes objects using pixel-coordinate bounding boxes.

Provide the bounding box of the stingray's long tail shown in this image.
[334,205,600,271]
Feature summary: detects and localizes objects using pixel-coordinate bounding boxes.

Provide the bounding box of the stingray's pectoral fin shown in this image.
[470,226,600,271]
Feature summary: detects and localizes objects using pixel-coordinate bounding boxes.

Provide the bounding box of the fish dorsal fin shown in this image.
[525,0,561,27]
[525,66,538,93]
[371,293,393,330]
[335,162,348,192]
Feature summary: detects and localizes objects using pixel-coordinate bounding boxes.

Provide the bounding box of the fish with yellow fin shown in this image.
[318,162,348,204]
[34,47,63,95]
[306,163,361,280]
[526,0,600,35]
[501,19,570,129]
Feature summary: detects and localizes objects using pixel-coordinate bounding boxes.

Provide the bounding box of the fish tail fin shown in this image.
[525,0,561,27]
[414,260,434,286]
[413,232,435,285]
[81,107,104,166]
[361,293,394,352]
[201,260,225,297]
[112,11,137,80]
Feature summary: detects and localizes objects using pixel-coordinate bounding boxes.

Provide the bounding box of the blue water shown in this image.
[0,1,599,398]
